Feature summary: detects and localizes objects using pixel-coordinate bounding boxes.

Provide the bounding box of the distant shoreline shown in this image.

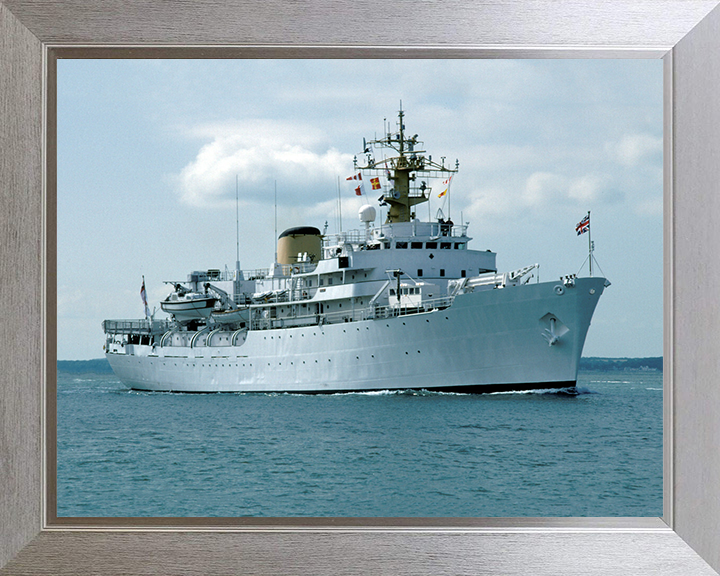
[57,358,114,374]
[579,357,662,372]
[57,356,663,375]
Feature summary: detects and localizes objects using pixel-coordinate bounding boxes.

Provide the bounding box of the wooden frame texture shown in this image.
[2,1,720,574]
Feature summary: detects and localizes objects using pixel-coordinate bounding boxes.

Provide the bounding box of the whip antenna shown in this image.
[235,175,240,271]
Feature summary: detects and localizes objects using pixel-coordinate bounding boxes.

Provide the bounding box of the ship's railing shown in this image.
[250,307,373,331]
[248,295,455,331]
[429,223,468,238]
[102,319,173,335]
[240,268,269,280]
[241,263,318,280]
[322,230,366,247]
[184,262,318,284]
[448,224,468,238]
[325,224,469,248]
[370,296,454,319]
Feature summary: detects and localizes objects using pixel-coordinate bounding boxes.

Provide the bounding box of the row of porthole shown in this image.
[156,350,430,369]
[264,333,316,339]
[156,362,256,368]
[119,312,451,349]
[151,315,454,358]
[261,311,452,334]
[385,316,450,328]
[260,317,448,337]
[157,360,336,368]
[263,323,378,339]
[168,314,453,347]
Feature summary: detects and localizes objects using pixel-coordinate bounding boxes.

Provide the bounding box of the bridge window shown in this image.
[440,242,451,249]
[411,242,423,249]
[454,243,466,250]
[426,242,437,249]
[396,241,408,249]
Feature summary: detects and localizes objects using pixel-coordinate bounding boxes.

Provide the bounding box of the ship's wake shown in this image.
[487,386,597,396]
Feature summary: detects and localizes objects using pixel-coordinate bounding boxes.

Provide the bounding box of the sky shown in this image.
[57,59,663,360]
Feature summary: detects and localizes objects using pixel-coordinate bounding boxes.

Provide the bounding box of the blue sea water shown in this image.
[57,369,662,517]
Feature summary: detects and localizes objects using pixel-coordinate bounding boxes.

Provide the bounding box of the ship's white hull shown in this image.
[106,277,606,393]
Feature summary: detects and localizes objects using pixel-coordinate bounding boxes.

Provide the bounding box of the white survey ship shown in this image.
[103,109,609,393]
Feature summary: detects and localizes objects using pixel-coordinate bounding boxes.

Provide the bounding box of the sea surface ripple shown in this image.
[57,370,662,517]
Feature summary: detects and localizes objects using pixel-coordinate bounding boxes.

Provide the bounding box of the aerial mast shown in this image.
[235,175,240,273]
[355,104,458,224]
[274,180,278,264]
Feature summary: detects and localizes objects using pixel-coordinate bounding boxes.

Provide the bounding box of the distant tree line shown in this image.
[57,358,113,374]
[579,357,663,372]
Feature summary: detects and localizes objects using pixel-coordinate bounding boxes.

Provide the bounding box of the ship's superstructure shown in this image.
[103,108,609,393]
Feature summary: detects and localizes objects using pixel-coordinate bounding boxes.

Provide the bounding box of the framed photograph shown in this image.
[53,57,664,521]
[2,1,720,574]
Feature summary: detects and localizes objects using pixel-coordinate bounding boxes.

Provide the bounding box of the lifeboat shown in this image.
[160,291,217,322]
[210,307,250,326]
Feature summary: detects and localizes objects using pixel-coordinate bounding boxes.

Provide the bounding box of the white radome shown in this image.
[359,204,376,223]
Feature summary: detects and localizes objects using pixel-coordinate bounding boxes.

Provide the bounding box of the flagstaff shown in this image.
[588,211,592,277]
[575,211,592,276]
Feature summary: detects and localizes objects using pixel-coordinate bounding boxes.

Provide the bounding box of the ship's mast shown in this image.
[235,175,241,274]
[354,105,458,224]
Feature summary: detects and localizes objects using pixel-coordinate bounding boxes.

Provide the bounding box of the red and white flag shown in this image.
[438,176,452,198]
[347,172,364,195]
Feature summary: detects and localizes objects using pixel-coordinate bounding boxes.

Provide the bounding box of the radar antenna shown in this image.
[355,105,458,224]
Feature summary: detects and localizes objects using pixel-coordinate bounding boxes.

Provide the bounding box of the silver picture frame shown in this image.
[2,1,720,574]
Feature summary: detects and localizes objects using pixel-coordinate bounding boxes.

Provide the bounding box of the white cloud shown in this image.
[519,172,611,207]
[464,189,517,219]
[568,174,608,202]
[176,120,354,208]
[522,172,568,206]
[611,133,662,167]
